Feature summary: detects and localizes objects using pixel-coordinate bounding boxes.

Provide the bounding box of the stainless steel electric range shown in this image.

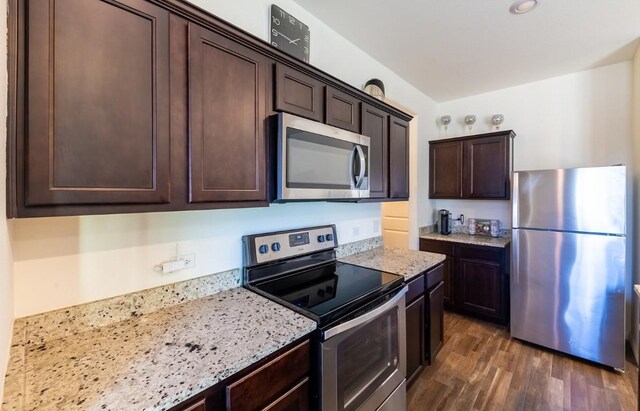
[243,225,407,411]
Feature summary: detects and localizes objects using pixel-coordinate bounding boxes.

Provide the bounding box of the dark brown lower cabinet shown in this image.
[406,294,425,385]
[426,281,444,364]
[405,262,446,385]
[170,338,310,411]
[420,238,510,325]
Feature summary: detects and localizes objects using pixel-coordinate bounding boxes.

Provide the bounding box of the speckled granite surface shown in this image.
[23,269,241,345]
[1,288,316,411]
[335,236,383,258]
[339,246,446,281]
[420,232,511,248]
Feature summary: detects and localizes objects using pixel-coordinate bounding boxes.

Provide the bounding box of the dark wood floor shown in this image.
[408,311,638,411]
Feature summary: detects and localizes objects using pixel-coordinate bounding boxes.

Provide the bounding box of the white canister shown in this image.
[468,218,476,235]
[490,220,501,237]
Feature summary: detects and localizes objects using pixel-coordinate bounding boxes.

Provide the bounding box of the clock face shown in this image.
[270,5,310,63]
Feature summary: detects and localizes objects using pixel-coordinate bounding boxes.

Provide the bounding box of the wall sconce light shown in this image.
[464,115,476,130]
[492,114,505,129]
[439,115,451,131]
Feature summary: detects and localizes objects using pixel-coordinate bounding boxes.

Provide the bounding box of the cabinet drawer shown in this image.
[425,264,444,290]
[176,399,205,411]
[263,377,309,411]
[226,340,310,410]
[406,274,425,303]
[456,244,503,263]
[419,239,454,256]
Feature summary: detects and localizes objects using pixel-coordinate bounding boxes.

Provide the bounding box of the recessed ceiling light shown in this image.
[510,0,541,14]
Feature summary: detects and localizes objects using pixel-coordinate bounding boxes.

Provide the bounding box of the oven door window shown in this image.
[286,127,359,190]
[328,307,401,411]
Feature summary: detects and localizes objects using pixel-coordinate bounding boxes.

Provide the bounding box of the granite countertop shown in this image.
[2,287,316,411]
[339,246,446,281]
[420,232,511,248]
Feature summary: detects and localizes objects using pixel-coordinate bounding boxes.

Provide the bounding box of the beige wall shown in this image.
[0,0,13,403]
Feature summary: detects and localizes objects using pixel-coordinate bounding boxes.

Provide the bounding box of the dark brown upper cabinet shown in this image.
[23,0,171,207]
[274,63,324,122]
[361,103,389,198]
[8,0,412,217]
[389,117,410,199]
[188,23,268,203]
[429,140,462,199]
[325,86,360,133]
[463,134,509,199]
[429,130,514,200]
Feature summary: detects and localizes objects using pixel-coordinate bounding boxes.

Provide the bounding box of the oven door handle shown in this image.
[322,285,408,341]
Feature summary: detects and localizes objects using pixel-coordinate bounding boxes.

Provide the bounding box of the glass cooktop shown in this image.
[250,261,403,326]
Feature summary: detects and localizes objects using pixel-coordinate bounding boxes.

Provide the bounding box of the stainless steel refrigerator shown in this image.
[511,165,627,369]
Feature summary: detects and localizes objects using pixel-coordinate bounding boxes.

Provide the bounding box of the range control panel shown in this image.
[243,225,337,266]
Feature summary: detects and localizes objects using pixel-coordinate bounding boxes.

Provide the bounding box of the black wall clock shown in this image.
[270,5,310,63]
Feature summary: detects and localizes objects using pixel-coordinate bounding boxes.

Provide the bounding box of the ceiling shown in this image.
[292,0,640,102]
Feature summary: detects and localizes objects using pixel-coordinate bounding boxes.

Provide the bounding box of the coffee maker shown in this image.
[439,209,450,235]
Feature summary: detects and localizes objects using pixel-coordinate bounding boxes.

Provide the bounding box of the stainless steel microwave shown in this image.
[277,113,370,201]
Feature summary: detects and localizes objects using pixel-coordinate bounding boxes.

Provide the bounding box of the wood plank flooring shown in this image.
[408,311,638,411]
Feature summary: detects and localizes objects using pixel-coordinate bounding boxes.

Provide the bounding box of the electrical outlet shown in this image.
[373,220,380,234]
[183,254,196,269]
[162,259,186,274]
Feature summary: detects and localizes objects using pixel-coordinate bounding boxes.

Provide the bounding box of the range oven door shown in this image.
[277,113,370,201]
[320,286,407,411]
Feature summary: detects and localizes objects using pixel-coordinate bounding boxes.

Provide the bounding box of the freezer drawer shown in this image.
[511,229,625,369]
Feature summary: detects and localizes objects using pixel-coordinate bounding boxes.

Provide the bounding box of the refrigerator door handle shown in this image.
[511,230,519,285]
[512,172,519,228]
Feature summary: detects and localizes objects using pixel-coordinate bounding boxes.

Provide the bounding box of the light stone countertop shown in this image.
[420,232,511,248]
[339,246,446,281]
[1,287,316,411]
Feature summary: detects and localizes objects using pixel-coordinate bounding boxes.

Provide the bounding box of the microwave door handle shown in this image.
[349,146,358,188]
[354,145,366,189]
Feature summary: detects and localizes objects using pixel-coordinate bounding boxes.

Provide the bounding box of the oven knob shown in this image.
[317,289,326,297]
[258,245,269,254]
[326,233,334,242]
[317,235,325,243]
[271,242,281,252]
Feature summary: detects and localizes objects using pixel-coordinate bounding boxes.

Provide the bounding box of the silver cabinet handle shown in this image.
[355,145,366,188]
[322,286,408,341]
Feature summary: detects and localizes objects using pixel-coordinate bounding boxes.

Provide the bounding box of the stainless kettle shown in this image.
[439,209,450,235]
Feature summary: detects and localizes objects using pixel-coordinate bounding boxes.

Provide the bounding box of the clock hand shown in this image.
[289,38,300,45]
[278,32,294,42]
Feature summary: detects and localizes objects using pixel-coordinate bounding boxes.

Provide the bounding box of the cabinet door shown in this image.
[188,23,267,203]
[389,117,410,199]
[429,141,462,199]
[275,63,324,122]
[427,281,445,364]
[462,135,509,199]
[442,257,454,307]
[325,86,360,133]
[25,0,170,206]
[361,103,389,198]
[455,257,503,320]
[406,295,425,385]
[175,399,205,411]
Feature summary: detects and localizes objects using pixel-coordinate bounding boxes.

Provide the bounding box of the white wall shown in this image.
[11,0,438,317]
[433,62,633,227]
[0,0,13,403]
[631,45,640,361]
